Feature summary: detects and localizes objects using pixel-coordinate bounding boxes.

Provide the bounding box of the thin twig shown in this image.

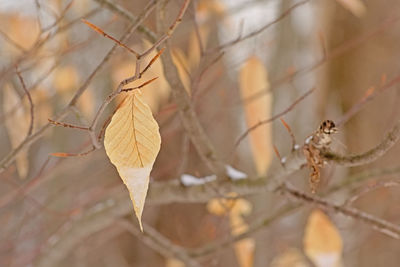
[48,119,89,131]
[140,48,165,76]
[93,0,157,42]
[139,0,191,59]
[33,161,400,265]
[242,15,400,105]
[282,183,400,239]
[0,29,26,52]
[87,1,158,149]
[0,5,153,173]
[119,220,201,267]
[15,67,34,137]
[205,0,309,55]
[235,88,314,149]
[120,77,159,93]
[157,0,227,178]
[337,73,400,127]
[82,19,140,58]
[50,147,96,158]
[280,118,297,151]
[344,180,400,206]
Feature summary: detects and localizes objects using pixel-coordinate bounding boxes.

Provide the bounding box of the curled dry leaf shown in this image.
[303,210,343,267]
[2,84,30,179]
[239,56,273,175]
[104,90,161,231]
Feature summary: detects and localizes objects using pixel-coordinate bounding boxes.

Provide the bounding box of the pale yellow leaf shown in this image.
[196,0,226,23]
[239,56,273,175]
[166,258,185,267]
[207,194,254,267]
[53,65,80,98]
[2,84,30,179]
[31,88,52,128]
[207,192,241,216]
[234,238,255,267]
[2,15,40,54]
[270,248,310,267]
[335,0,366,17]
[187,27,210,71]
[171,48,191,94]
[76,87,95,119]
[104,90,161,230]
[303,210,343,267]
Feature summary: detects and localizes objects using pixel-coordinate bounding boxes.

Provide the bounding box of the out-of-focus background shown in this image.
[1,0,400,266]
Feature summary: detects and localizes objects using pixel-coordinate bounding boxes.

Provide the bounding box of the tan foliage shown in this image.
[104,90,161,230]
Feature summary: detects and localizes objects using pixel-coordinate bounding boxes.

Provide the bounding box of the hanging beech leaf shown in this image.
[239,56,273,175]
[303,209,343,267]
[104,90,161,231]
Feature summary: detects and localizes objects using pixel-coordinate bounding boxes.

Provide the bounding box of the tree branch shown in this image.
[324,119,400,167]
[281,183,400,239]
[119,220,201,267]
[93,0,157,42]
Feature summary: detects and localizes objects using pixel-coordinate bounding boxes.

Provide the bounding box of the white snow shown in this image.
[225,165,247,180]
[180,174,217,186]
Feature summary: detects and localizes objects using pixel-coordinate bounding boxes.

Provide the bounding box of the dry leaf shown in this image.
[165,258,185,267]
[30,88,52,128]
[335,0,366,17]
[53,65,80,99]
[104,90,161,230]
[2,84,30,179]
[2,15,39,54]
[303,210,343,267]
[76,87,95,119]
[171,48,191,94]
[187,26,210,71]
[270,248,310,267]
[196,0,226,23]
[239,56,273,175]
[207,194,254,267]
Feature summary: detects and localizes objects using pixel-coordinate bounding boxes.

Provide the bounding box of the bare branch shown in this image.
[154,0,227,178]
[15,67,34,138]
[82,19,140,57]
[280,118,297,151]
[235,88,314,149]
[93,0,157,42]
[337,73,400,127]
[119,220,201,267]
[33,159,400,265]
[205,0,309,55]
[282,183,400,239]
[139,0,191,59]
[324,119,400,167]
[48,119,89,131]
[0,3,155,173]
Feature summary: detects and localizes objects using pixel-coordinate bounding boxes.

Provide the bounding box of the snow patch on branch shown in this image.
[181,174,216,186]
[180,166,248,186]
[225,165,247,180]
